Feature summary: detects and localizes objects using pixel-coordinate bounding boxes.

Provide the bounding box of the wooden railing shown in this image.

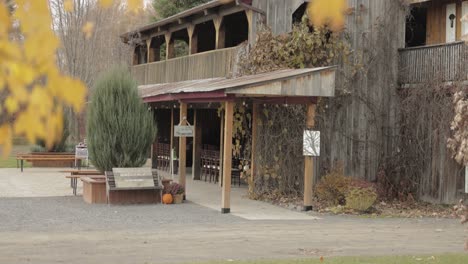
[399,41,468,85]
[131,47,239,85]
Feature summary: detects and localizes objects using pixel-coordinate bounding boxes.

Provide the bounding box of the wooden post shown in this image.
[221,101,234,213]
[179,102,187,195]
[188,25,198,55]
[192,110,202,180]
[146,39,151,63]
[170,108,174,176]
[219,111,224,187]
[250,103,259,194]
[303,103,316,211]
[245,10,254,44]
[165,32,174,60]
[132,46,139,65]
[214,16,225,49]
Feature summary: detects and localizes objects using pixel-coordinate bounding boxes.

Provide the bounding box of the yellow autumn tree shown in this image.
[0,0,143,157]
[307,0,347,31]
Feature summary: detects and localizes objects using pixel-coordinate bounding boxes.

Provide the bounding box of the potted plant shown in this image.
[169,183,185,204]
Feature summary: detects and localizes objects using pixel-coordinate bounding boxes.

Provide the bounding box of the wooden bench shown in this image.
[105,168,162,204]
[62,170,103,195]
[17,154,84,172]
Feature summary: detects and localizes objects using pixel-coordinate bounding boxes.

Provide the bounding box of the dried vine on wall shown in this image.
[237,18,351,199]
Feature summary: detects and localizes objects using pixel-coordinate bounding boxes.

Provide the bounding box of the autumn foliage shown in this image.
[0,0,144,157]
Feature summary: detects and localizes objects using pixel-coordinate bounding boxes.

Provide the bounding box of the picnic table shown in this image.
[16,154,84,172]
[61,170,103,195]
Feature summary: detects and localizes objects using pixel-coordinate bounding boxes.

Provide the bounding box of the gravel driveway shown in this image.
[0,196,466,264]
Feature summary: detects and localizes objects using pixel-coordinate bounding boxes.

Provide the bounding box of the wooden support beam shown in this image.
[132,46,138,65]
[250,103,259,194]
[192,110,202,180]
[187,25,198,55]
[214,16,225,49]
[245,10,254,44]
[303,103,316,211]
[170,108,174,177]
[221,101,234,214]
[179,102,188,195]
[165,32,174,60]
[219,111,224,188]
[146,39,151,64]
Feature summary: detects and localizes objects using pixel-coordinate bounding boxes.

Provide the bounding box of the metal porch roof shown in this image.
[139,67,336,103]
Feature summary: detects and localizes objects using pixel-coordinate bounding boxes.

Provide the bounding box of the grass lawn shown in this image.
[0,145,32,168]
[195,254,468,264]
[0,156,31,169]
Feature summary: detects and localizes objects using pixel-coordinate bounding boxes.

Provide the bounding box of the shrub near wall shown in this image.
[87,67,157,172]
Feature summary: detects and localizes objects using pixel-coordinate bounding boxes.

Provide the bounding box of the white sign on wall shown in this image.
[303,130,320,157]
[446,3,457,43]
[465,166,468,194]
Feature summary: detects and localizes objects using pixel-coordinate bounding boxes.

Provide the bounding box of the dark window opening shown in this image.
[196,21,216,53]
[149,36,164,62]
[172,29,189,58]
[224,12,249,47]
[405,6,427,48]
[134,45,147,65]
[292,3,308,25]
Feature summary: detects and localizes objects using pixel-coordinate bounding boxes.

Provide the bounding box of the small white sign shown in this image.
[303,130,320,157]
[465,166,468,194]
[174,125,194,137]
[75,147,88,159]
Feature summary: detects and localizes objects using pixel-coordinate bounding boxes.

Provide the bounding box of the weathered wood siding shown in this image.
[399,41,468,84]
[251,0,406,185]
[420,126,465,204]
[131,47,238,85]
[252,0,304,36]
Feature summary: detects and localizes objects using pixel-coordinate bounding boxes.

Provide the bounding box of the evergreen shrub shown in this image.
[87,67,156,172]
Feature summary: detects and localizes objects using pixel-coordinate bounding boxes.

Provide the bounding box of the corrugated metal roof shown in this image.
[122,0,257,39]
[139,67,335,99]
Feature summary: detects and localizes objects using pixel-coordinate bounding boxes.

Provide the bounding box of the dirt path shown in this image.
[0,218,464,264]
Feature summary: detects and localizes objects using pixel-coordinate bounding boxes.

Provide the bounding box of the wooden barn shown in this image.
[122,0,468,208]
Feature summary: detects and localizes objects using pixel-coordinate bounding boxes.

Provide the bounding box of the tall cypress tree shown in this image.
[87,67,157,172]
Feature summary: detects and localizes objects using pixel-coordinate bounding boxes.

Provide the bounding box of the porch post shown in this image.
[303,103,316,211]
[214,16,225,49]
[192,109,202,180]
[146,39,151,63]
[245,10,254,44]
[188,25,198,55]
[179,102,188,197]
[221,101,234,213]
[170,108,174,175]
[219,111,224,187]
[165,32,174,60]
[250,103,259,194]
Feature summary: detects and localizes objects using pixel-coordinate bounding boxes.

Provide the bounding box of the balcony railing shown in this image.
[131,47,239,85]
[399,41,468,85]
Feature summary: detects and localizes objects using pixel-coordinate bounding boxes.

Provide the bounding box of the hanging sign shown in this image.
[303,130,320,157]
[175,116,194,137]
[174,125,194,137]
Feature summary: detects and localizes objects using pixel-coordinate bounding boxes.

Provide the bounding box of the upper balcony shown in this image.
[400,0,468,85]
[122,0,260,85]
[399,41,467,85]
[131,46,239,85]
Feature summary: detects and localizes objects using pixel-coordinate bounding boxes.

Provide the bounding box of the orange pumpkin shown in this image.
[162,194,173,204]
